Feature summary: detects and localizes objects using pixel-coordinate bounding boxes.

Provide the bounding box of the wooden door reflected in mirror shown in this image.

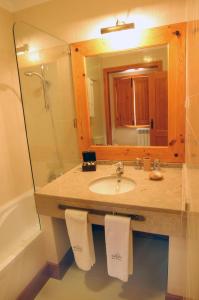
[86,45,168,147]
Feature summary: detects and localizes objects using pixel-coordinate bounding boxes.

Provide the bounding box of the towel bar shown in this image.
[58,204,145,222]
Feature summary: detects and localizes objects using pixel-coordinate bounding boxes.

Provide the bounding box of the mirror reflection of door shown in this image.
[114,77,134,127]
[113,71,168,146]
[85,45,168,147]
[113,75,149,127]
[149,71,168,146]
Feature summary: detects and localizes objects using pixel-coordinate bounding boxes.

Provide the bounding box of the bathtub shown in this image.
[0,190,45,300]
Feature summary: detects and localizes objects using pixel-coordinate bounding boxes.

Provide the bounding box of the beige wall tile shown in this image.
[186,1,199,299]
[0,6,33,205]
[0,6,47,299]
[0,233,46,299]
[186,95,199,142]
[40,215,71,264]
[14,0,187,43]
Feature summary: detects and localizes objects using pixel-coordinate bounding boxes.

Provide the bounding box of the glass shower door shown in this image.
[14,22,80,189]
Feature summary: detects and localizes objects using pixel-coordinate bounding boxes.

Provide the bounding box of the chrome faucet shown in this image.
[153,159,161,170]
[114,161,124,181]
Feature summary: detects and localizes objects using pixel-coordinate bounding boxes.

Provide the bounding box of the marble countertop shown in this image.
[35,164,185,214]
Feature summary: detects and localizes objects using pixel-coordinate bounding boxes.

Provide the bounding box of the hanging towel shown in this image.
[105,215,133,282]
[65,209,95,271]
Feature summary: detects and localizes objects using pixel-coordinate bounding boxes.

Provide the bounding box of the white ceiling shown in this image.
[0,0,50,12]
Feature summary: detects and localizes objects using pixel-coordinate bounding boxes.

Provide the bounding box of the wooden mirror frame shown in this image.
[70,22,186,162]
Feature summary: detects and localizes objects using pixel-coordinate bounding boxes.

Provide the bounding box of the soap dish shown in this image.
[149,170,164,181]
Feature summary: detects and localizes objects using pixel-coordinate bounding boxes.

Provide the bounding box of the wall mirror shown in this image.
[71,23,186,162]
[85,45,168,147]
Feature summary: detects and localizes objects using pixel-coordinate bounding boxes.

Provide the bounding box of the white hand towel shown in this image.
[105,215,133,282]
[65,209,95,271]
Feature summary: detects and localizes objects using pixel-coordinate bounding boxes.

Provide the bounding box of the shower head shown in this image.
[24,71,45,81]
[24,72,33,77]
[24,70,50,111]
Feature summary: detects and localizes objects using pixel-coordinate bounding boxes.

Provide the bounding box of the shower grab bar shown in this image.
[58,204,145,222]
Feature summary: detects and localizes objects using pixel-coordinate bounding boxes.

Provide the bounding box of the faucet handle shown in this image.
[153,159,160,170]
[114,161,124,169]
[135,158,142,170]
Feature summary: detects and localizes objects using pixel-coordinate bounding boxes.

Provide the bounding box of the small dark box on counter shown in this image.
[82,151,96,171]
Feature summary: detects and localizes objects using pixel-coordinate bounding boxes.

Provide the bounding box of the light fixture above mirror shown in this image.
[101,20,135,34]
[16,44,29,56]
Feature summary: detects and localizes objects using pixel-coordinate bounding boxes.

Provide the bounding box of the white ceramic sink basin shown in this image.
[89,176,136,195]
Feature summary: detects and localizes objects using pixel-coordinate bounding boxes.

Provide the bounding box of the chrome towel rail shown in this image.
[58,204,145,222]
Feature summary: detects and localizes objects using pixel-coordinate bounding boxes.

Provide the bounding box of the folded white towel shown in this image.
[105,215,133,282]
[65,209,95,271]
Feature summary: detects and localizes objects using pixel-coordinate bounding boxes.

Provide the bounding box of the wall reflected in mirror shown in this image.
[85,45,168,146]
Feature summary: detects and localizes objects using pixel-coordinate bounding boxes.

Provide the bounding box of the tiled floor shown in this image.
[36,227,168,300]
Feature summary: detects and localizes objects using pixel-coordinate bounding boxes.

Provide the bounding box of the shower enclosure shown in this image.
[13,22,80,189]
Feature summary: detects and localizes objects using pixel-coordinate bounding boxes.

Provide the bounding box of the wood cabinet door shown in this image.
[113,77,134,127]
[133,76,149,126]
[149,71,168,146]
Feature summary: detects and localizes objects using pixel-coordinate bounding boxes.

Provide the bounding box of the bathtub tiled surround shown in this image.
[0,6,33,207]
[0,191,45,300]
[0,191,40,271]
[0,5,46,299]
[39,216,71,265]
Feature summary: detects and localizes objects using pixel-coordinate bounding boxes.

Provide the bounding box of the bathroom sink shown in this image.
[89,176,136,195]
